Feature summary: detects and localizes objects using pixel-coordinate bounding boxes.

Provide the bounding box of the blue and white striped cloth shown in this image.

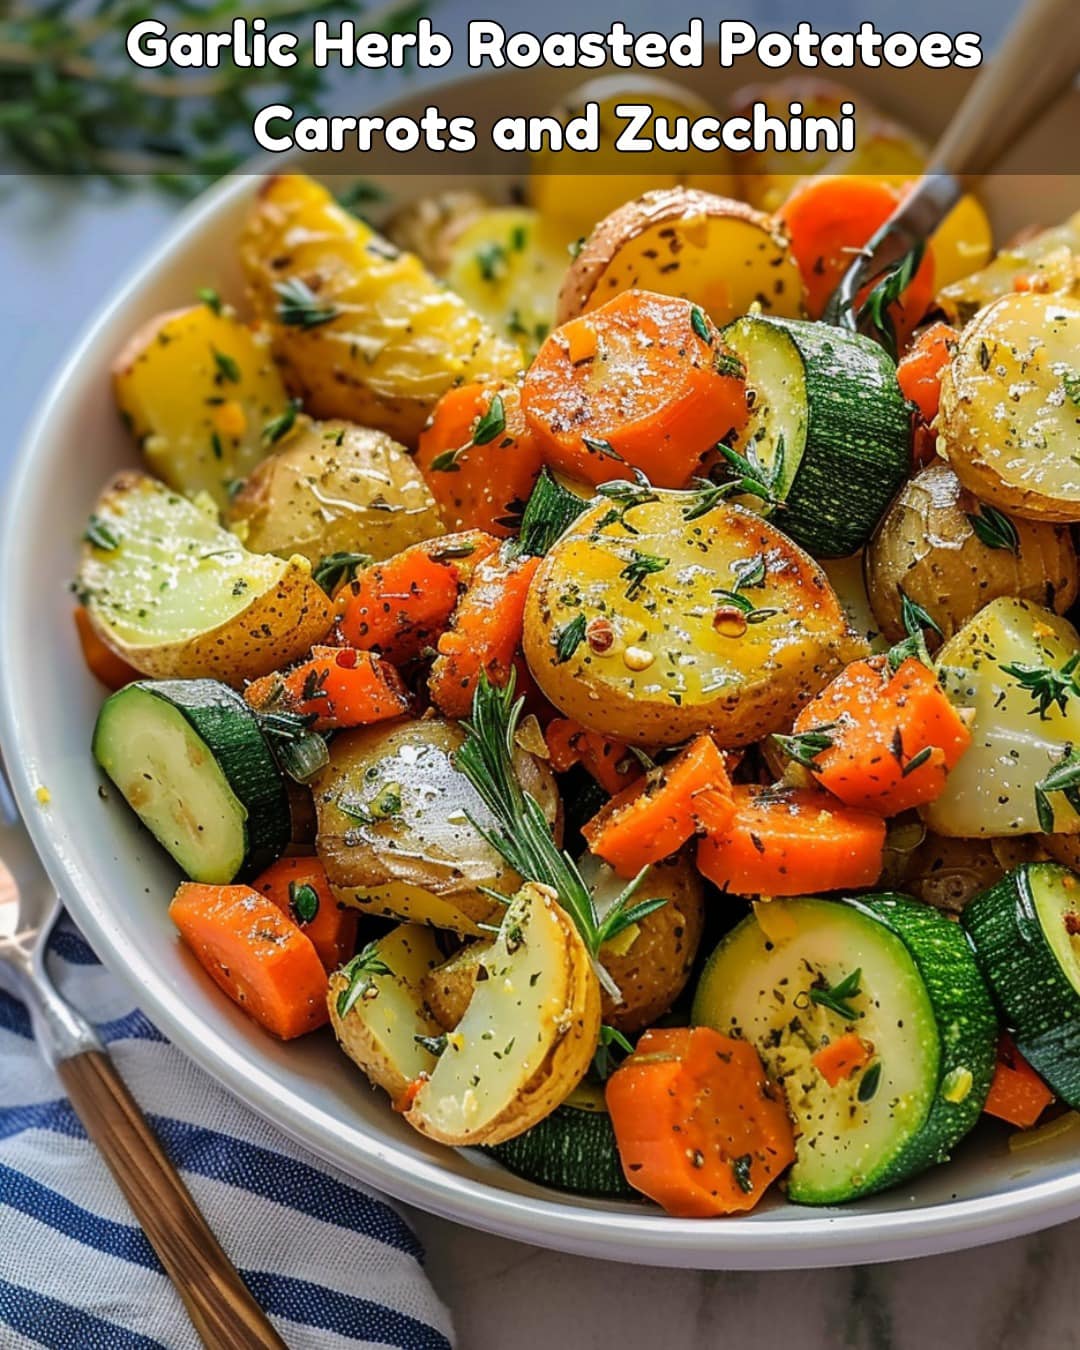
[0,916,455,1350]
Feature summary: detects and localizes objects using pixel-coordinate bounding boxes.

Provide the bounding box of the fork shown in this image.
[0,760,287,1350]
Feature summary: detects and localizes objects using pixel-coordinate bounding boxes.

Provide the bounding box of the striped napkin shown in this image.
[0,915,454,1350]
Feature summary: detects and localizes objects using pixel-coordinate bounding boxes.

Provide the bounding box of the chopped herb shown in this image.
[568,236,586,259]
[967,504,1019,553]
[289,881,319,925]
[370,782,403,820]
[83,515,119,551]
[582,434,623,461]
[262,397,302,446]
[730,1154,754,1194]
[620,549,669,600]
[772,724,835,771]
[690,305,712,346]
[472,393,506,446]
[274,277,338,329]
[211,347,240,384]
[887,589,941,671]
[978,341,991,372]
[554,612,587,664]
[430,541,477,562]
[312,551,372,595]
[1064,371,1080,406]
[210,431,224,460]
[901,745,935,777]
[428,447,464,472]
[225,479,245,501]
[809,967,862,1020]
[714,350,744,380]
[197,287,222,315]
[415,1032,449,1057]
[338,179,387,213]
[857,1061,882,1102]
[730,554,766,591]
[1001,652,1080,719]
[475,241,506,282]
[335,942,392,1018]
[592,1024,634,1081]
[509,224,528,252]
[300,666,329,703]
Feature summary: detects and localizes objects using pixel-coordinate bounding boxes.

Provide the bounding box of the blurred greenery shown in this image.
[0,0,425,190]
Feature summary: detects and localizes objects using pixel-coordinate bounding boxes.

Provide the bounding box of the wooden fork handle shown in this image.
[57,1050,287,1350]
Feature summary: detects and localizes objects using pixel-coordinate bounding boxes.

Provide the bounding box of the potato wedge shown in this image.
[76,472,333,685]
[422,940,491,1032]
[406,882,601,1147]
[313,718,560,935]
[113,303,291,509]
[227,418,443,564]
[522,491,863,747]
[938,293,1080,520]
[925,598,1080,837]
[240,174,523,445]
[937,211,1080,326]
[585,852,705,1033]
[556,187,803,329]
[866,462,1078,643]
[327,925,444,1100]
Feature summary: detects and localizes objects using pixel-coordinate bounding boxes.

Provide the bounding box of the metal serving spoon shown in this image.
[828,0,1080,332]
[0,759,287,1350]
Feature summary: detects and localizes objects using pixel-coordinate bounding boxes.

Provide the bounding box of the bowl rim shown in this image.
[7,149,1080,1274]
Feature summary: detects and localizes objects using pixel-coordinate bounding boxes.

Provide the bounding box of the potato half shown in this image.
[227,419,443,564]
[937,211,1080,326]
[556,187,803,328]
[866,461,1078,643]
[77,472,333,686]
[523,491,862,747]
[313,718,560,935]
[406,882,601,1147]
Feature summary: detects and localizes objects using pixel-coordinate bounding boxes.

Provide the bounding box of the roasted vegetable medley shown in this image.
[76,76,1080,1218]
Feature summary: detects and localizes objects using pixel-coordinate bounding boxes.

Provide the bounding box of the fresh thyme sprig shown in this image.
[1001,653,1080,720]
[855,242,925,362]
[619,549,669,600]
[312,550,373,595]
[887,589,942,672]
[809,968,863,1020]
[967,504,1019,554]
[336,941,393,1019]
[772,724,836,771]
[1035,747,1080,833]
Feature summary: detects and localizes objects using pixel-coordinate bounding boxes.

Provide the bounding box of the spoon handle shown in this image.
[929,0,1080,180]
[56,1048,287,1350]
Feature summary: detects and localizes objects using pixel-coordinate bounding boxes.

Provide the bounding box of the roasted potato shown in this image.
[821,553,888,654]
[927,194,994,294]
[328,925,445,1100]
[938,293,1080,520]
[76,472,333,685]
[227,418,443,565]
[384,190,490,274]
[865,462,1078,643]
[406,882,601,1146]
[113,303,291,510]
[586,852,705,1033]
[937,211,1080,326]
[240,174,523,444]
[444,207,565,358]
[312,717,560,935]
[556,187,803,328]
[529,75,737,243]
[523,491,863,747]
[422,940,491,1032]
[925,598,1080,837]
[904,833,1006,913]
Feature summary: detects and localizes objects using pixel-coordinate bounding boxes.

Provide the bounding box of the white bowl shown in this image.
[4,66,1080,1270]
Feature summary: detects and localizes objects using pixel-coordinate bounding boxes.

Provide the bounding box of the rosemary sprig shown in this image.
[619,549,669,600]
[336,941,393,1019]
[855,242,925,362]
[716,435,785,506]
[967,504,1019,554]
[1035,748,1080,832]
[772,724,836,771]
[262,397,302,446]
[428,392,506,472]
[1001,653,1080,720]
[312,550,373,595]
[274,278,339,330]
[887,589,942,671]
[592,1024,634,1081]
[809,968,863,1020]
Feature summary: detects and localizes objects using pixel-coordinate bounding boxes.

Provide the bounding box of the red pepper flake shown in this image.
[586,616,615,654]
[1064,912,1080,935]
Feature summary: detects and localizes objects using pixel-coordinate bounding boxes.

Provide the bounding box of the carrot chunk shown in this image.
[777,177,935,345]
[169,882,329,1039]
[897,321,958,423]
[812,1032,873,1087]
[521,290,748,489]
[791,655,971,816]
[335,531,500,665]
[605,1026,795,1217]
[73,606,138,691]
[983,1035,1055,1129]
[696,785,886,897]
[251,856,357,973]
[428,547,541,719]
[544,717,642,796]
[582,735,735,878]
[247,646,409,731]
[416,383,544,538]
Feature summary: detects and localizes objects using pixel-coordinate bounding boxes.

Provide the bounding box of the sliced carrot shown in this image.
[251,856,358,973]
[416,383,544,538]
[246,646,408,731]
[544,717,642,796]
[169,882,329,1040]
[896,321,958,424]
[334,531,500,665]
[696,785,886,897]
[582,735,735,878]
[777,177,936,343]
[521,290,748,489]
[73,606,138,691]
[428,547,541,719]
[605,1026,795,1217]
[812,1032,873,1088]
[791,655,971,816]
[983,1034,1055,1129]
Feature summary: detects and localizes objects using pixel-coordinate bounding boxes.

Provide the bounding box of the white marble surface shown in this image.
[7,7,1077,1345]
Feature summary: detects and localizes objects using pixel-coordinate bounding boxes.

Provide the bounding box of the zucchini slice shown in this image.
[964,862,1080,1106]
[93,679,289,884]
[485,1083,634,1198]
[720,315,911,557]
[693,895,996,1204]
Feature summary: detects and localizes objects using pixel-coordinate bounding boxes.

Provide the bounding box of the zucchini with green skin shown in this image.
[516,468,591,557]
[93,679,290,884]
[485,1084,634,1198]
[692,894,997,1205]
[720,315,911,557]
[964,862,1080,1106]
